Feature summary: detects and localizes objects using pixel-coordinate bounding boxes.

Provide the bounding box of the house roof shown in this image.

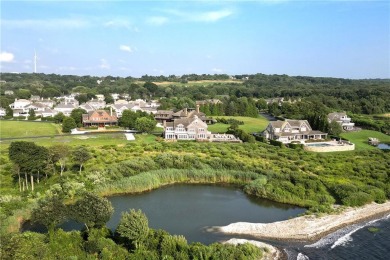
[55,103,75,109]
[328,112,347,121]
[165,116,205,128]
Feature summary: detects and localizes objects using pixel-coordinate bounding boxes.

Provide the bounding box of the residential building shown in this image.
[82,109,118,127]
[95,94,105,101]
[164,115,211,141]
[0,108,6,117]
[54,103,77,116]
[327,112,355,131]
[86,99,106,110]
[155,105,214,124]
[9,99,31,109]
[262,119,328,144]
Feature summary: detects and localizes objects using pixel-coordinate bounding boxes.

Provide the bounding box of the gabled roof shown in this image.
[328,112,347,121]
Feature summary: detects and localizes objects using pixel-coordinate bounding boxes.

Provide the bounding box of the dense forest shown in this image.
[1,73,389,115]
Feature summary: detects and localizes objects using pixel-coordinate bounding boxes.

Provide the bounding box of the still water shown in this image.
[106,184,305,244]
[24,184,305,244]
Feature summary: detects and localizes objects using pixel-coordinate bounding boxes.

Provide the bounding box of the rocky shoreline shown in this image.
[220,202,390,259]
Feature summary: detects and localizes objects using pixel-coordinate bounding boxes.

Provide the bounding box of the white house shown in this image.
[86,99,106,110]
[53,103,77,116]
[9,99,31,109]
[262,119,328,144]
[95,94,105,101]
[164,115,211,141]
[0,108,6,117]
[328,112,355,131]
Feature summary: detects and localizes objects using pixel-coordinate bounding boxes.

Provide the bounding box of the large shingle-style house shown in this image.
[164,115,211,141]
[54,103,77,116]
[156,105,215,124]
[82,109,118,127]
[262,119,328,144]
[327,112,355,131]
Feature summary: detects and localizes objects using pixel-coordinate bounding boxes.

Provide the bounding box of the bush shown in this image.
[269,139,284,148]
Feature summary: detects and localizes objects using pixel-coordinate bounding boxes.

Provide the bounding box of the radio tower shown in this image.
[34,50,37,73]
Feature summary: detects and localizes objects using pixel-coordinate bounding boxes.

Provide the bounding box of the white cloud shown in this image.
[2,18,90,30]
[0,51,14,62]
[147,16,169,26]
[163,8,233,23]
[100,59,110,69]
[197,10,233,22]
[119,45,133,53]
[104,19,139,31]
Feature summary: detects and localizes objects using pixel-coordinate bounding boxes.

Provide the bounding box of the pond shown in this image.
[378,143,390,150]
[24,184,305,244]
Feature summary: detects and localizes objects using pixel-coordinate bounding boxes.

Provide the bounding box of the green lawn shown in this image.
[208,116,269,133]
[0,120,61,138]
[341,130,390,150]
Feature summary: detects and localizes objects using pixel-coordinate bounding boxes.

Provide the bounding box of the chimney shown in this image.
[196,104,200,113]
[184,107,188,116]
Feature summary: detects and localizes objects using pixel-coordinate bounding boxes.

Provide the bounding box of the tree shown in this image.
[70,108,87,127]
[8,141,49,191]
[116,209,149,249]
[70,193,113,230]
[328,120,343,137]
[72,146,92,173]
[119,110,137,129]
[31,196,68,239]
[28,108,36,120]
[135,117,156,133]
[62,117,77,133]
[48,144,70,176]
[53,112,65,124]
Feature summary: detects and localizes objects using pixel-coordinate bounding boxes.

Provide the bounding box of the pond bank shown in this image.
[217,201,390,243]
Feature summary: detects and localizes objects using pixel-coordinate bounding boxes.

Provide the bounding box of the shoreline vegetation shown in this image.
[217,201,390,243]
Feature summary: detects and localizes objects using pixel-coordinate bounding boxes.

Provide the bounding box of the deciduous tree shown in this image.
[116,209,149,249]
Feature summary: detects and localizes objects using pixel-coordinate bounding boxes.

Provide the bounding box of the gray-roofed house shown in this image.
[54,103,77,116]
[327,112,355,131]
[262,119,328,144]
[164,115,211,141]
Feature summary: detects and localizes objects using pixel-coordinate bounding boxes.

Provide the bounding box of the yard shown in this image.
[208,116,269,134]
[0,120,61,139]
[341,130,390,150]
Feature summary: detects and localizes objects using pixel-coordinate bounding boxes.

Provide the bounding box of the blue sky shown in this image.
[1,0,389,79]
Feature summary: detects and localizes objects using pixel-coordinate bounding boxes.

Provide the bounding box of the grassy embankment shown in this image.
[341,130,390,150]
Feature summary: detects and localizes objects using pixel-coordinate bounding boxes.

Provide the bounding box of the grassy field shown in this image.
[0,120,61,138]
[208,116,269,133]
[134,80,243,87]
[341,130,390,150]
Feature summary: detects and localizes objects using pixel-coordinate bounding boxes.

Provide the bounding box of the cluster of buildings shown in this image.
[1,95,161,119]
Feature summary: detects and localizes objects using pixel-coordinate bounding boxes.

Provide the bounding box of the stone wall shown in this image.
[304,143,355,152]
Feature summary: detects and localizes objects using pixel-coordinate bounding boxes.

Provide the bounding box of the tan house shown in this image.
[263,119,328,144]
[82,109,118,127]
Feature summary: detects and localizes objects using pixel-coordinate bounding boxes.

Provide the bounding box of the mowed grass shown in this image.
[0,133,159,151]
[208,116,269,133]
[0,120,61,138]
[341,130,390,150]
